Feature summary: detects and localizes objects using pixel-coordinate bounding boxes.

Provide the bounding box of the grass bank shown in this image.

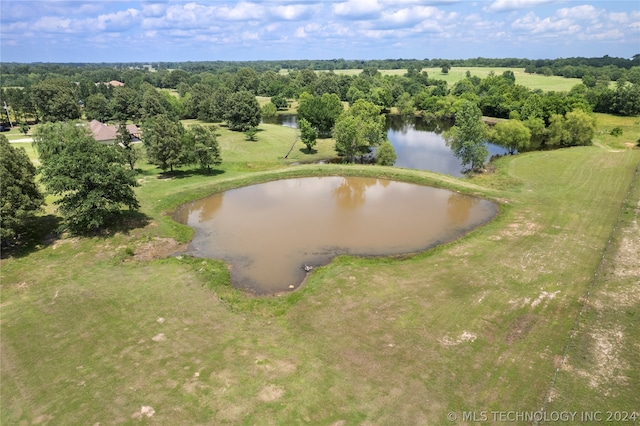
[1,115,639,424]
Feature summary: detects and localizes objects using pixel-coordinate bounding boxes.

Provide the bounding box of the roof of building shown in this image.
[89,120,140,142]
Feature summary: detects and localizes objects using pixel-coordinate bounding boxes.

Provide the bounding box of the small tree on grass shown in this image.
[0,135,44,243]
[33,123,139,234]
[444,101,488,172]
[184,124,222,172]
[245,127,259,141]
[19,122,30,136]
[298,118,317,153]
[142,114,185,172]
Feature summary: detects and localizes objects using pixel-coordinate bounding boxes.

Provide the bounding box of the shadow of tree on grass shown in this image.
[1,210,152,260]
[157,169,225,180]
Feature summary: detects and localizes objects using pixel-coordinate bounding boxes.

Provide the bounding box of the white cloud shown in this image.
[333,0,382,19]
[486,0,556,13]
[294,26,307,38]
[33,16,75,33]
[270,4,319,21]
[582,29,624,41]
[555,5,598,20]
[511,12,579,35]
[95,9,141,32]
[142,2,167,18]
[216,1,265,21]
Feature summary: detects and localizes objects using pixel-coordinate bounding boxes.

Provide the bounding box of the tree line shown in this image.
[2,55,639,87]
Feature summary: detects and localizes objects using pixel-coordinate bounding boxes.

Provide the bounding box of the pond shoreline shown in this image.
[172,175,499,295]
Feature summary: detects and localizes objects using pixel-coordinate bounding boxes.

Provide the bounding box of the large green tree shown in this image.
[334,99,387,162]
[490,119,531,154]
[33,123,139,234]
[110,86,141,122]
[297,92,344,137]
[84,93,111,122]
[224,90,261,131]
[0,135,44,243]
[31,79,81,122]
[445,101,488,172]
[548,110,596,147]
[142,114,186,172]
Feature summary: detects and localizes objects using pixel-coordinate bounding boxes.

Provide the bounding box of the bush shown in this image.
[610,127,623,137]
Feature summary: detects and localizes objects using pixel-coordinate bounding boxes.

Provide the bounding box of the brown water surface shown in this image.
[173,177,496,294]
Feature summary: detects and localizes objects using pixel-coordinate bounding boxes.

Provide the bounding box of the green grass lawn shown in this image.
[1,115,639,424]
[327,67,584,92]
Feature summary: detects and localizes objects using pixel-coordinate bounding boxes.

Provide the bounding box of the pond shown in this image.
[263,114,509,177]
[173,176,497,294]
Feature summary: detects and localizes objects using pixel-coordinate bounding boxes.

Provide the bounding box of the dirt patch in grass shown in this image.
[133,237,185,261]
[258,384,285,402]
[612,200,640,279]
[506,313,538,344]
[566,325,629,395]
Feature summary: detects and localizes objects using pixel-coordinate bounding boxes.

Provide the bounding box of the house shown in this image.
[95,80,125,87]
[89,120,141,144]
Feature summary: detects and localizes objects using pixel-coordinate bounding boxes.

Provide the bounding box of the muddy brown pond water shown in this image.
[173,176,497,294]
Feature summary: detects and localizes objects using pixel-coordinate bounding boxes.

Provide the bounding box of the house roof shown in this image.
[89,120,140,142]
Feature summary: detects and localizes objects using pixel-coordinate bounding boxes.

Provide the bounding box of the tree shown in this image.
[270,95,288,110]
[225,90,261,131]
[548,110,596,147]
[334,99,386,162]
[297,92,344,137]
[441,62,451,74]
[444,101,488,172]
[396,92,415,116]
[33,123,139,234]
[31,79,81,122]
[523,117,547,150]
[184,124,222,172]
[141,86,175,121]
[142,114,186,172]
[110,86,141,122]
[0,135,44,243]
[19,122,30,136]
[375,140,397,166]
[298,118,317,153]
[261,102,277,118]
[490,119,531,154]
[84,93,111,121]
[115,124,139,170]
[244,128,259,141]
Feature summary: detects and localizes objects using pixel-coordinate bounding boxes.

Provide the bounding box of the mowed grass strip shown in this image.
[545,158,640,417]
[1,119,639,423]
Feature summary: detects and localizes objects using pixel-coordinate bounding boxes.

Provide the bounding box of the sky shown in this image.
[1,0,638,63]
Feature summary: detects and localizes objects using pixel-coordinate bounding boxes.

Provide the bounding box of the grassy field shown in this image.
[311,67,585,92]
[1,115,639,424]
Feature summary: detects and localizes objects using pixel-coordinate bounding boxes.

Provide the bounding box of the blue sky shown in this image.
[1,1,638,63]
